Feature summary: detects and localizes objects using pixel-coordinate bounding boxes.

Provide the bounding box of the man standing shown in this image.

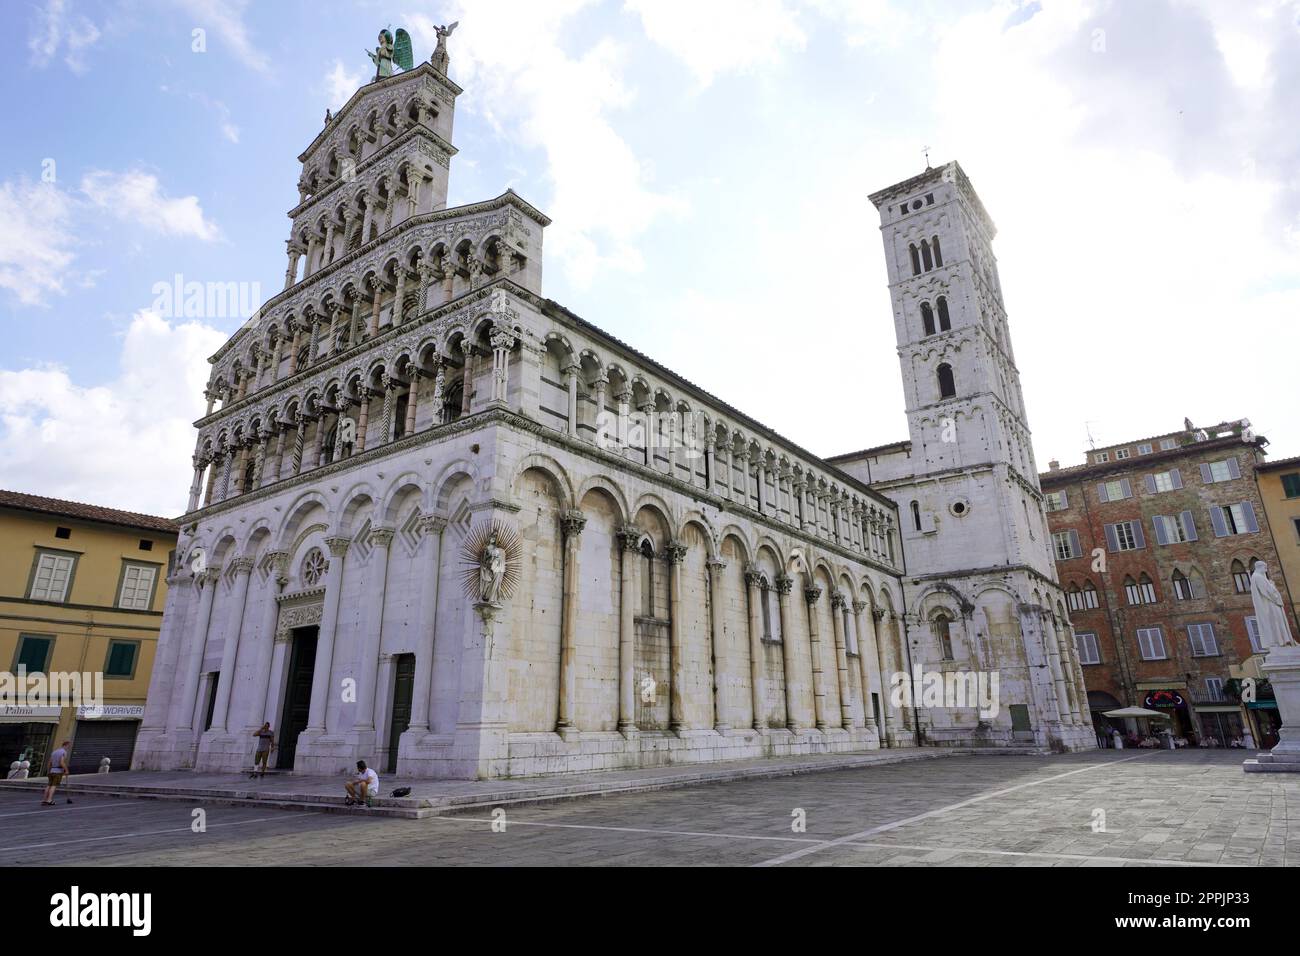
[344,760,379,807]
[251,723,276,778]
[41,740,71,806]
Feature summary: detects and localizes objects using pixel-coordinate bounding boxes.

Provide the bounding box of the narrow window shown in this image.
[932,235,943,267]
[933,613,954,660]
[909,244,921,276]
[921,240,933,271]
[640,540,655,617]
[937,363,956,398]
[937,296,950,331]
[921,302,935,336]
[911,500,922,532]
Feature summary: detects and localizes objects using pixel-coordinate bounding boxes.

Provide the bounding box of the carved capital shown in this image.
[560,509,587,539]
[774,573,794,596]
[706,558,727,574]
[230,556,256,575]
[830,591,847,611]
[368,527,395,549]
[617,525,643,552]
[804,586,822,606]
[417,514,448,534]
[852,600,868,614]
[664,543,687,565]
[743,564,763,588]
[325,535,351,558]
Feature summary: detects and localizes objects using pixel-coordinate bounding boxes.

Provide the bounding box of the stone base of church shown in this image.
[501,725,882,778]
[921,722,1096,753]
[131,729,201,771]
[194,729,262,772]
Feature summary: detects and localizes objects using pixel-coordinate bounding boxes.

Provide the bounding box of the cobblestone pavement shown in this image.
[1,749,1295,866]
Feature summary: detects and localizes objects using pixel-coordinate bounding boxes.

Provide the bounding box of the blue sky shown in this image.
[2,0,1298,516]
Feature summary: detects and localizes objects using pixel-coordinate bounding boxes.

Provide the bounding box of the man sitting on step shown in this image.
[344,760,379,807]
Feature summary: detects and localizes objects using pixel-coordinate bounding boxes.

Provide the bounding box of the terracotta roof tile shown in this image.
[0,489,179,534]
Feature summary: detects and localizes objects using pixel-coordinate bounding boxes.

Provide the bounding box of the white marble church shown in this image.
[134,36,1094,780]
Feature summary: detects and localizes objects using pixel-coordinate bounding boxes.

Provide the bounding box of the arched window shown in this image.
[1231,559,1250,593]
[920,302,935,337]
[932,235,943,267]
[933,612,954,660]
[1066,583,1083,612]
[921,239,933,271]
[443,380,463,423]
[909,243,921,276]
[937,363,956,398]
[640,539,655,617]
[1082,580,1099,609]
[242,458,256,493]
[910,500,922,531]
[1123,575,1139,605]
[296,344,309,370]
[1173,569,1193,601]
[1138,573,1157,604]
[321,423,337,465]
[937,296,951,331]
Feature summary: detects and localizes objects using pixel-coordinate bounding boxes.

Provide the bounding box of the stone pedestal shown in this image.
[1243,646,1300,773]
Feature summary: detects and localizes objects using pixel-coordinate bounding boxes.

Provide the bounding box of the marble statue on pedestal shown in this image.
[1251,562,1296,651]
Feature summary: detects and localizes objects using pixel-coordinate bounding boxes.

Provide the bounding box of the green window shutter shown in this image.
[17,636,52,673]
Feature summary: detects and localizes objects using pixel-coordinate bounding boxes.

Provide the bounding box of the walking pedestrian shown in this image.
[251,722,276,778]
[42,740,72,806]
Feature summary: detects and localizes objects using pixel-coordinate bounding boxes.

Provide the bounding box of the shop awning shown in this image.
[1103,707,1172,719]
[0,706,61,724]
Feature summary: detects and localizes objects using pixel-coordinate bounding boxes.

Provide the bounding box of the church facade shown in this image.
[133,48,1092,780]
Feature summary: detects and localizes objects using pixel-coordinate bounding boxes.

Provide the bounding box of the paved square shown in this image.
[1,750,1296,866]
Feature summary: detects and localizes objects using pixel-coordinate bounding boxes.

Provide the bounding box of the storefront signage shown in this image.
[76,705,146,720]
[1144,690,1185,709]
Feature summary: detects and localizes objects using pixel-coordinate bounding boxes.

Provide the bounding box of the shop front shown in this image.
[1142,689,1194,744]
[70,704,144,773]
[0,706,60,774]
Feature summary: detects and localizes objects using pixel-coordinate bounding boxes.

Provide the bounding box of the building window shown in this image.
[1094,451,1110,463]
[392,393,409,440]
[117,562,158,610]
[1202,458,1241,483]
[1115,448,1130,460]
[1205,677,1225,702]
[1137,443,1153,455]
[1211,502,1258,537]
[921,301,935,336]
[1104,521,1143,552]
[921,240,933,271]
[911,500,922,532]
[104,640,140,679]
[933,613,954,660]
[1152,512,1197,545]
[1247,616,1263,653]
[909,243,921,276]
[138,539,154,551]
[932,235,943,267]
[760,579,773,641]
[640,540,655,617]
[1231,559,1252,593]
[936,296,951,331]
[28,550,76,603]
[1293,517,1300,543]
[937,363,956,399]
[1044,491,1067,512]
[1124,575,1157,605]
[1188,623,1219,657]
[1136,627,1167,661]
[1282,473,1300,499]
[1067,581,1099,612]
[1052,529,1081,561]
[55,526,71,539]
[14,634,53,674]
[1098,478,1132,501]
[1075,631,1101,665]
[1172,569,1205,601]
[844,607,857,654]
[1159,438,1178,450]
[301,547,327,587]
[1081,581,1099,608]
[1147,469,1182,493]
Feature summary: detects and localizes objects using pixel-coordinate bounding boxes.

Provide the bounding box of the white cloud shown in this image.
[177,0,270,73]
[0,179,78,306]
[0,311,225,516]
[625,0,807,86]
[80,170,222,241]
[324,59,365,111]
[27,0,101,74]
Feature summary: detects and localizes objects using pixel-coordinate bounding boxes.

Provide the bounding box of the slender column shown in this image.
[564,363,581,437]
[404,373,420,436]
[853,601,879,732]
[367,278,384,338]
[616,389,631,449]
[270,426,287,484]
[287,326,303,375]
[304,235,320,276]
[305,538,350,734]
[246,553,287,729]
[173,567,221,733]
[639,402,656,467]
[356,389,371,452]
[284,243,300,290]
[290,417,306,475]
[209,557,255,732]
[805,586,828,730]
[830,592,854,730]
[307,415,325,469]
[380,377,398,444]
[1043,611,1072,725]
[556,510,586,737]
[407,175,422,217]
[392,267,408,324]
[440,252,455,303]
[774,575,801,732]
[202,457,217,507]
[380,176,395,231]
[204,389,216,416]
[418,261,436,312]
[756,464,767,513]
[704,433,716,492]
[707,558,729,732]
[325,304,340,357]
[322,220,337,266]
[874,609,894,745]
[406,516,446,734]
[186,457,204,513]
[432,365,446,424]
[353,529,394,732]
[251,433,268,489]
[489,328,515,405]
[666,543,687,733]
[360,192,374,242]
[461,351,475,416]
[617,526,640,735]
[744,566,766,730]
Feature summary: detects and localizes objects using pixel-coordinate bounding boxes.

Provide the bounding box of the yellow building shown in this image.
[0,490,176,775]
[1257,457,1300,634]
